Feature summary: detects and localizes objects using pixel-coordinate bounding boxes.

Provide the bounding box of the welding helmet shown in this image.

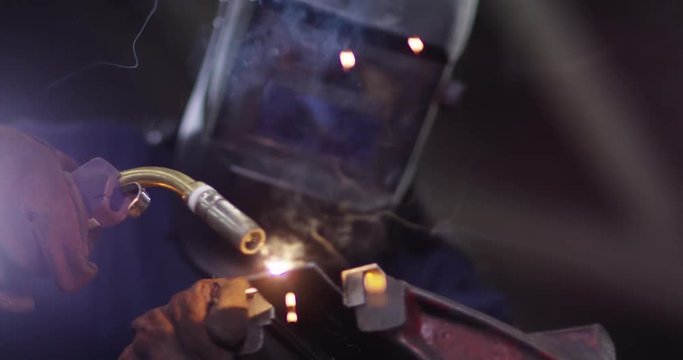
[177,0,477,213]
[174,0,478,277]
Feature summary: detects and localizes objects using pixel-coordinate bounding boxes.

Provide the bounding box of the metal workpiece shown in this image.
[240,289,275,355]
[339,264,616,360]
[119,166,266,255]
[341,264,406,332]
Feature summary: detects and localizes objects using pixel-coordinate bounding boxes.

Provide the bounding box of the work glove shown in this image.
[119,278,250,360]
[0,125,125,312]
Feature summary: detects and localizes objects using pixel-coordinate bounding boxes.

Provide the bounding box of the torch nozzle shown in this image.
[119,167,266,255]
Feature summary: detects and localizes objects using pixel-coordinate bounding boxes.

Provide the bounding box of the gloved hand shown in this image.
[119,278,250,360]
[0,125,97,312]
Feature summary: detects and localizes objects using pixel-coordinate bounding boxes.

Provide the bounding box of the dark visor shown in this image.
[206,0,451,210]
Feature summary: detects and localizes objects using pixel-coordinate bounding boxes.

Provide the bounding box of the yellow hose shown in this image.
[119,167,202,198]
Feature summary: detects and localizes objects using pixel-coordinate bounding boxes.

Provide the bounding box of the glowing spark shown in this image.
[287,311,298,323]
[285,291,298,323]
[407,37,425,55]
[363,270,388,294]
[339,50,356,70]
[285,292,297,307]
[265,259,295,276]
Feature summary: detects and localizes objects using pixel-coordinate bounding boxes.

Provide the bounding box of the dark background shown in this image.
[2,0,683,358]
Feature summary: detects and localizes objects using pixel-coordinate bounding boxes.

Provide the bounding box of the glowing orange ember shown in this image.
[285,292,297,307]
[339,50,356,70]
[407,37,425,55]
[285,291,298,323]
[287,311,298,323]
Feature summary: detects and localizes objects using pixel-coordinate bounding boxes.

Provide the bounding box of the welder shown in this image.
[172,0,500,305]
[0,0,505,359]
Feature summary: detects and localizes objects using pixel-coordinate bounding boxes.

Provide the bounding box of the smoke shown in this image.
[256,186,433,268]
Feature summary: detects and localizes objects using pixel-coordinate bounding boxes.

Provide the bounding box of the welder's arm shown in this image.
[0,125,123,312]
[119,278,250,360]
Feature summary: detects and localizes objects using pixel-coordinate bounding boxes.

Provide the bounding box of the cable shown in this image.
[47,0,159,89]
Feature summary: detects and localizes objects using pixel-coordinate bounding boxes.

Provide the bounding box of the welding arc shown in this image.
[46,0,159,89]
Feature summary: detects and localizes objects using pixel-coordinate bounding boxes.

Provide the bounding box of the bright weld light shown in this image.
[265,259,295,276]
[363,271,388,294]
[407,37,425,55]
[339,50,356,70]
[285,292,296,307]
[287,311,298,323]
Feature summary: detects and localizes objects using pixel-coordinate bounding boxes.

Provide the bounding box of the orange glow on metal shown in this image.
[363,270,387,294]
[339,50,356,70]
[285,292,297,307]
[287,311,298,323]
[407,37,425,55]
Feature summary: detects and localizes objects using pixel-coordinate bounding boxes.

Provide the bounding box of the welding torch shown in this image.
[118,166,266,255]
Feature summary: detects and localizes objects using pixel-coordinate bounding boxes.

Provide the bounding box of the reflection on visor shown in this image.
[407,37,425,55]
[339,50,356,70]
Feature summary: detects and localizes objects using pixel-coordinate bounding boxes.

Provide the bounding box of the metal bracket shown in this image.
[341,263,407,332]
[239,288,275,355]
